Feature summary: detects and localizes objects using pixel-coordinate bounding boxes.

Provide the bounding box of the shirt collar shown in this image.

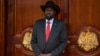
[46,18,54,23]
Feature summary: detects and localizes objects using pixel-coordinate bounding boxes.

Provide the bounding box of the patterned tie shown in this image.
[45,20,50,42]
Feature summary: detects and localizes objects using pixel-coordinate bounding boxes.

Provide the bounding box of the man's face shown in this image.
[44,7,56,20]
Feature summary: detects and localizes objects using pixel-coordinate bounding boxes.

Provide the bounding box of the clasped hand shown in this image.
[38,53,52,56]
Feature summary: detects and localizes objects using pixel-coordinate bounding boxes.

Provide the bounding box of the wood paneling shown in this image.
[69,0,100,34]
[14,0,46,34]
[67,0,100,56]
[6,0,15,56]
[0,0,5,56]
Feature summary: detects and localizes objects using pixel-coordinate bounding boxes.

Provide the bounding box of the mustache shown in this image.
[46,13,51,15]
[46,18,52,20]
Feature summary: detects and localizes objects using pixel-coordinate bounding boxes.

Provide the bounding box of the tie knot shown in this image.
[47,21,50,24]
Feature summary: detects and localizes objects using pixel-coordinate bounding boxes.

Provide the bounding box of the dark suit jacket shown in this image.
[31,18,67,56]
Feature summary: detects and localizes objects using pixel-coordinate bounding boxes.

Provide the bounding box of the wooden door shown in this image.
[6,0,68,56]
[6,0,100,56]
[65,0,100,56]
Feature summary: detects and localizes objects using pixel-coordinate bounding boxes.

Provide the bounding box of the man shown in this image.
[31,1,67,56]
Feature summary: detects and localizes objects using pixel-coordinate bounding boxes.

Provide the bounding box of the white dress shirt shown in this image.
[45,18,54,30]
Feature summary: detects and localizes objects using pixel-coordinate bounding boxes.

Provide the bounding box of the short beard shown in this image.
[45,16,53,20]
[46,17,53,20]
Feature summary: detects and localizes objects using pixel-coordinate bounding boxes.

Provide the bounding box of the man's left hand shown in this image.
[40,53,52,56]
[46,53,52,56]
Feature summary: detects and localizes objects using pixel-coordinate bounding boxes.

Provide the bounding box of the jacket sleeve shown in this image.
[51,23,67,56]
[31,21,41,56]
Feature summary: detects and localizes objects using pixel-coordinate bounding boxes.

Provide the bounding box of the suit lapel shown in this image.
[41,19,46,44]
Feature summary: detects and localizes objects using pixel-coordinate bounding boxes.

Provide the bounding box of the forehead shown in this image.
[45,7,55,11]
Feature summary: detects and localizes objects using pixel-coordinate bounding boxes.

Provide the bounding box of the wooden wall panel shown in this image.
[14,0,45,34]
[68,0,100,56]
[6,0,16,56]
[92,0,100,28]
[0,0,5,56]
[69,0,100,34]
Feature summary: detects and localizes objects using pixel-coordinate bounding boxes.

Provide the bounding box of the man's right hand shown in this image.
[39,53,52,56]
[38,54,45,56]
